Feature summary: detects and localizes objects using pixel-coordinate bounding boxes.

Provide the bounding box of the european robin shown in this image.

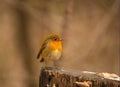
[37,34,62,67]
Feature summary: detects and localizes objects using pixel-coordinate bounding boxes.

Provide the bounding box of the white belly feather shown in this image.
[50,49,61,60]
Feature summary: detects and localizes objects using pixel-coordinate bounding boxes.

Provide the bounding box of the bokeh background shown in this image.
[0,0,119,87]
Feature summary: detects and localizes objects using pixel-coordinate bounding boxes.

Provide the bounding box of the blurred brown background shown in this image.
[0,0,119,87]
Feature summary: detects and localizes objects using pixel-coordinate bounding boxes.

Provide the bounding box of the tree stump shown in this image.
[39,67,120,87]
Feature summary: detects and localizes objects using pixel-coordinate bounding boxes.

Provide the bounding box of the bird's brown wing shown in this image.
[37,41,47,59]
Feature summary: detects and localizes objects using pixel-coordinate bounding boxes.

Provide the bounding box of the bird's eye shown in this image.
[54,38,57,41]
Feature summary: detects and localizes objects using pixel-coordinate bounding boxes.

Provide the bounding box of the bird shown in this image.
[37,34,62,68]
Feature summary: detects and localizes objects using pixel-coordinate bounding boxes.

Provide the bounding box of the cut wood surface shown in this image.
[39,67,120,87]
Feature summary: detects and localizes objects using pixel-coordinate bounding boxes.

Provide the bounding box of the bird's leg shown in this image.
[54,60,61,70]
[44,59,55,69]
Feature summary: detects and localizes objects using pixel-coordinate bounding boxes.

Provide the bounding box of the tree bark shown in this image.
[39,67,120,87]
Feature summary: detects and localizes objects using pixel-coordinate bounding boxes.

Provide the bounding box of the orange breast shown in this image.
[49,41,62,51]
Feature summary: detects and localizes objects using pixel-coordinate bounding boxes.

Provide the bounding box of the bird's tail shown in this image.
[37,51,41,59]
